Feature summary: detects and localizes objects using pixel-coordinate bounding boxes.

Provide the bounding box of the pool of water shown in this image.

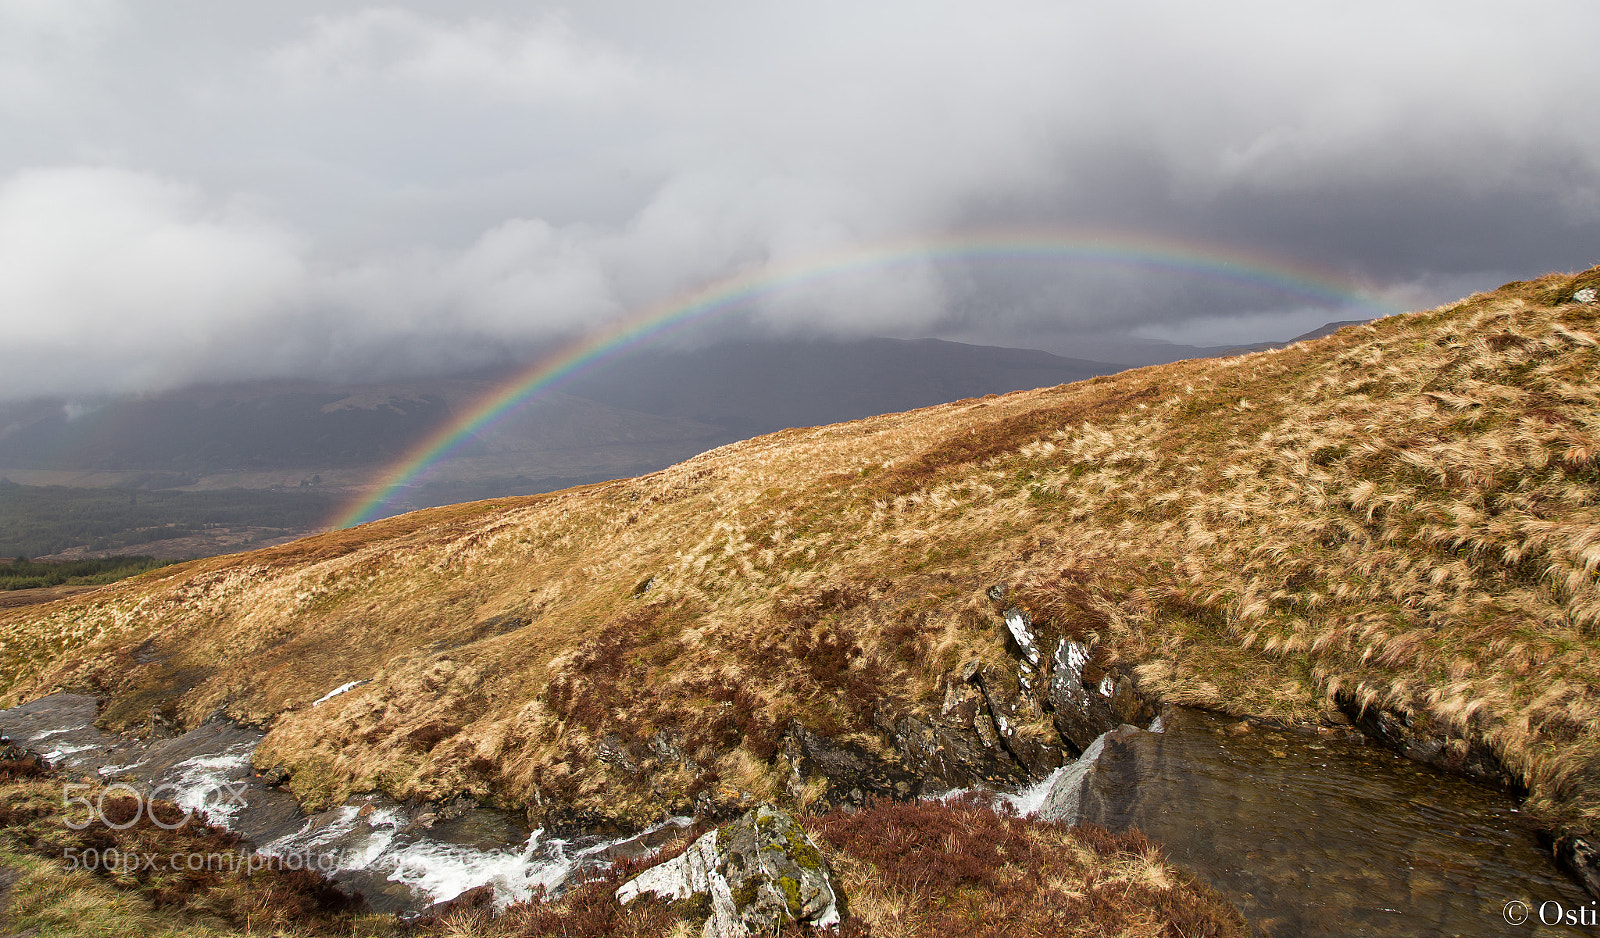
[1033,707,1593,936]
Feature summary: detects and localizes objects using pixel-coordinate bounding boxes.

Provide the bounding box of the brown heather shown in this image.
[2,266,1600,839]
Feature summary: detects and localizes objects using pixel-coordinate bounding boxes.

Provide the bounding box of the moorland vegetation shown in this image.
[1,266,1598,934]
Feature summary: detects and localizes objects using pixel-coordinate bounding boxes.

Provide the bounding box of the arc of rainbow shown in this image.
[331,229,1397,528]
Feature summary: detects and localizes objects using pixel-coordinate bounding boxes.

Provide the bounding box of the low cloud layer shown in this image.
[2,1,1597,398]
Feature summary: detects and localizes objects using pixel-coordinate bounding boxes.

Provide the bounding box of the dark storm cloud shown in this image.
[1,0,1596,397]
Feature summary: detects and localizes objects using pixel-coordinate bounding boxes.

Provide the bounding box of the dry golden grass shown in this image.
[2,266,1600,833]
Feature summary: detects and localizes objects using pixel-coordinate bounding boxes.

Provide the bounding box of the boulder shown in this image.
[617,804,842,938]
[1033,724,1142,824]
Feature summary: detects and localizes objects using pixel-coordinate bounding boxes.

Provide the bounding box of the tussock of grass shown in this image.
[2,266,1600,834]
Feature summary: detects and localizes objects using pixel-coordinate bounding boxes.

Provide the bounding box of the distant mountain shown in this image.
[560,336,1116,438]
[0,337,1122,489]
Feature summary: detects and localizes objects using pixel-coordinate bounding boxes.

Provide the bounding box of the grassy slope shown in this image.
[2,267,1599,833]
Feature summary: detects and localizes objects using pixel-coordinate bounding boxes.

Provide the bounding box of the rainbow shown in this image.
[330,229,1397,528]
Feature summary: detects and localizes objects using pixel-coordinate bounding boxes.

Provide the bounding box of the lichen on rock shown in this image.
[617,803,841,937]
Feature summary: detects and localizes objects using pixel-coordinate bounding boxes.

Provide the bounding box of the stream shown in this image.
[0,693,687,914]
[0,693,1592,933]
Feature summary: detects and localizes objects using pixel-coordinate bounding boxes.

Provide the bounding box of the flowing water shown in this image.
[0,693,685,913]
[1,693,1592,932]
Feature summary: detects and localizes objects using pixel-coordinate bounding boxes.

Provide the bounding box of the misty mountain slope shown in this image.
[560,336,1117,435]
[2,267,1599,840]
[0,381,724,477]
[0,338,1119,510]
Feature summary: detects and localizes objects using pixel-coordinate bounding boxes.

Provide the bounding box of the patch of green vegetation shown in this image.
[0,555,172,591]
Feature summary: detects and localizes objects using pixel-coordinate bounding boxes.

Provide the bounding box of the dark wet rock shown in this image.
[1105,671,1158,727]
[878,710,1023,791]
[0,739,49,780]
[617,804,841,938]
[1555,831,1600,900]
[404,791,484,833]
[541,805,632,838]
[148,703,181,739]
[966,660,1066,775]
[864,600,1149,790]
[1046,637,1119,753]
[256,765,291,787]
[784,723,923,809]
[406,883,495,927]
[437,791,479,822]
[1334,692,1511,787]
[1034,724,1141,823]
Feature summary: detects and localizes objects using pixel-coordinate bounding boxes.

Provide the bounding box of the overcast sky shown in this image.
[2,0,1597,398]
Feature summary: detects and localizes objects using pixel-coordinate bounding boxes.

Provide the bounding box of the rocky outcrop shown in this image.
[1033,724,1135,823]
[849,594,1154,799]
[617,804,841,938]
[784,723,923,809]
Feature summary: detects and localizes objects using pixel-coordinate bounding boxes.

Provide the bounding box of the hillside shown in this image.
[3,264,1599,855]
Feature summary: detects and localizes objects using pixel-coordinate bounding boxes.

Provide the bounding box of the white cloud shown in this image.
[1,2,1599,397]
[0,167,305,396]
[317,217,622,341]
[270,8,642,104]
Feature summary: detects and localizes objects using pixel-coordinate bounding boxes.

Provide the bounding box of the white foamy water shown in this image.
[996,765,1070,816]
[165,741,256,826]
[262,804,407,871]
[97,757,152,778]
[378,816,693,909]
[41,742,97,761]
[383,832,568,908]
